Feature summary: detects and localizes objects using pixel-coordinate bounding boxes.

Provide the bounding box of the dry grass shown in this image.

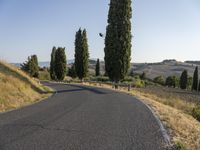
[81,82,200,150]
[0,60,53,112]
[132,90,200,150]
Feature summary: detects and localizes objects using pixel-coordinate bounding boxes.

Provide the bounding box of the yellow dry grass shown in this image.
[0,60,53,112]
[81,82,200,150]
[132,90,200,150]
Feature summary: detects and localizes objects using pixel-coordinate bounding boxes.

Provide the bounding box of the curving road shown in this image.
[0,82,168,150]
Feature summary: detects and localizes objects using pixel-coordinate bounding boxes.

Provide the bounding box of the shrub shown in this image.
[165,76,179,88]
[132,79,145,88]
[153,76,165,85]
[122,76,134,82]
[192,106,200,121]
[90,76,109,82]
[173,141,187,150]
[39,71,50,81]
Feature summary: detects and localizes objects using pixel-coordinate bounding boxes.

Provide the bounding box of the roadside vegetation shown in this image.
[4,0,199,149]
[0,61,53,112]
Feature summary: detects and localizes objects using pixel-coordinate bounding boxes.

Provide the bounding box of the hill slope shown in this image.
[81,59,198,79]
[0,61,52,112]
[133,60,197,79]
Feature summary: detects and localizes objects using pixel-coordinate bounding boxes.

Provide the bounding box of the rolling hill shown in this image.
[13,59,199,79]
[132,60,198,79]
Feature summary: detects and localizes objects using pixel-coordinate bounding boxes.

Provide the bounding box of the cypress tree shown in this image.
[81,29,89,79]
[192,66,198,91]
[198,80,200,91]
[74,28,89,80]
[104,0,132,83]
[30,55,39,78]
[95,59,100,76]
[55,47,67,81]
[68,64,76,78]
[50,46,57,80]
[75,29,82,79]
[180,70,188,90]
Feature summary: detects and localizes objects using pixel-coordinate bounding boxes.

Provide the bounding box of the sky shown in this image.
[0,0,200,63]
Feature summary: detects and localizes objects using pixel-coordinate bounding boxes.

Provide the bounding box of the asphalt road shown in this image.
[0,82,168,150]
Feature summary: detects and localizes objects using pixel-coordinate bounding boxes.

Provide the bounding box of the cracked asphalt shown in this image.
[0,82,167,150]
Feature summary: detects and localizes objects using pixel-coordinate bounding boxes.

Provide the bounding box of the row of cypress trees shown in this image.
[21,55,39,78]
[50,47,67,81]
[50,28,90,81]
[172,67,200,91]
[50,0,132,82]
[74,28,89,80]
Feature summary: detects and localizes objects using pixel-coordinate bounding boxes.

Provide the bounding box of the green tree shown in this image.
[68,64,76,78]
[50,46,57,80]
[104,0,132,83]
[81,29,89,79]
[192,66,198,91]
[55,47,67,81]
[140,72,146,80]
[75,29,82,79]
[30,55,39,78]
[21,56,31,73]
[180,70,188,89]
[187,76,193,89]
[165,76,179,88]
[21,55,39,78]
[153,76,165,85]
[74,28,89,80]
[95,59,100,76]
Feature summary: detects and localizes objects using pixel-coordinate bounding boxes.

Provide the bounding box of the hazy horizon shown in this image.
[1,0,200,63]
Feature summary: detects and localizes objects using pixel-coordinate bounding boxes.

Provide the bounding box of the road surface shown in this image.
[0,82,168,150]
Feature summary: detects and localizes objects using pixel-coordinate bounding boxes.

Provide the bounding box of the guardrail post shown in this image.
[128,84,131,91]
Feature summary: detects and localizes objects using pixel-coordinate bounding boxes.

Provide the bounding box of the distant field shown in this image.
[137,85,200,105]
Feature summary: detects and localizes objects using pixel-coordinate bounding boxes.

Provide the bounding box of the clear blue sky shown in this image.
[0,0,200,63]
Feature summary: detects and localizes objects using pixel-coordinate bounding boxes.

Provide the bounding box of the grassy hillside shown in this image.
[0,61,53,112]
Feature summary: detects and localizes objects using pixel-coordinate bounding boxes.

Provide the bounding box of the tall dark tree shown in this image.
[68,64,76,78]
[30,55,39,78]
[95,59,100,76]
[50,46,57,80]
[104,0,132,83]
[74,28,89,80]
[192,66,198,91]
[55,47,67,81]
[81,29,89,78]
[140,72,146,80]
[198,80,200,91]
[180,70,188,90]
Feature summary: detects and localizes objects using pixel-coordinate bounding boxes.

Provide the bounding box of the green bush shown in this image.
[132,79,145,88]
[90,76,110,82]
[173,141,187,150]
[39,71,50,80]
[192,106,200,121]
[153,76,165,85]
[122,76,134,82]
